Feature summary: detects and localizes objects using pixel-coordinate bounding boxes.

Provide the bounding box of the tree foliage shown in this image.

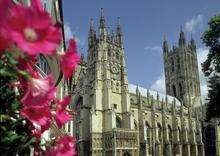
[0,52,36,155]
[202,13,220,121]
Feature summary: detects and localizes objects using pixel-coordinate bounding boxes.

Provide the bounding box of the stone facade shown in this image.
[68,9,205,156]
[163,30,201,107]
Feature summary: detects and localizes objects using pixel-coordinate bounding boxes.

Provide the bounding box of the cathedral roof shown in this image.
[128,84,181,106]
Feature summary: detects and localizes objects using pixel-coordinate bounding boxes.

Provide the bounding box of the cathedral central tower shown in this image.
[86,8,132,128]
[163,30,201,106]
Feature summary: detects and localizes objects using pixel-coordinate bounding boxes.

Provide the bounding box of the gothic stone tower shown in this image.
[163,30,201,106]
[78,9,138,155]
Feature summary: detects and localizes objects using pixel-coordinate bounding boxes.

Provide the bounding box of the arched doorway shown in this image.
[123,151,131,156]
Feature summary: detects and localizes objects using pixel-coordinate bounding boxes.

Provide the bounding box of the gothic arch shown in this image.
[177,55,181,71]
[134,120,138,130]
[123,151,131,156]
[183,127,189,142]
[144,121,151,144]
[178,127,181,142]
[172,85,177,97]
[171,57,175,72]
[37,54,51,75]
[167,125,172,143]
[157,123,162,142]
[130,98,134,104]
[72,95,83,109]
[116,116,122,128]
[179,83,183,99]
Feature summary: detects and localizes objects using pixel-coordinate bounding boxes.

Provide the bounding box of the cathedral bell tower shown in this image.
[163,30,201,107]
[85,8,134,134]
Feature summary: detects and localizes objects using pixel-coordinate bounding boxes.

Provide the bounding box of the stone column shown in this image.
[164,143,172,156]
[190,143,198,156]
[197,144,204,156]
[182,143,190,156]
[174,143,182,156]
[215,119,220,156]
[145,142,149,156]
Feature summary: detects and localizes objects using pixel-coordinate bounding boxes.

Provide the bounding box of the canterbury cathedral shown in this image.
[67,9,205,156]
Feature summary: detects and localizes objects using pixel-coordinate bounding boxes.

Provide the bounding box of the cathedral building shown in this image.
[69,9,205,156]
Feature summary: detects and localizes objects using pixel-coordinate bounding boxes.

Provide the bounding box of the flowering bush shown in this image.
[0,0,79,155]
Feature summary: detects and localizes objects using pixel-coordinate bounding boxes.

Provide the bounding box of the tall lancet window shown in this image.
[179,83,183,99]
[173,85,177,97]
[116,116,122,128]
[157,123,162,142]
[168,125,172,143]
[171,58,175,72]
[178,127,181,142]
[177,55,181,71]
[144,122,151,144]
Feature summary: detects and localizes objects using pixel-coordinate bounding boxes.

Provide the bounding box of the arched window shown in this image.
[184,128,189,141]
[187,54,191,71]
[177,55,181,71]
[178,127,181,142]
[130,98,134,104]
[168,125,172,143]
[157,123,162,142]
[173,85,177,97]
[37,54,51,76]
[116,116,122,128]
[134,120,138,130]
[179,83,183,99]
[171,58,175,72]
[144,122,151,144]
[190,56,194,72]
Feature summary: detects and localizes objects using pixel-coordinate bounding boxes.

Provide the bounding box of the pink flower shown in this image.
[0,37,9,56]
[1,0,61,56]
[46,135,77,156]
[54,96,72,128]
[60,39,80,79]
[21,74,56,106]
[0,0,12,55]
[54,111,71,128]
[21,105,51,128]
[57,96,71,110]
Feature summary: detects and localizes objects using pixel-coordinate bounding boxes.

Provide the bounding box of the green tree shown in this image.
[202,13,220,121]
[0,52,35,156]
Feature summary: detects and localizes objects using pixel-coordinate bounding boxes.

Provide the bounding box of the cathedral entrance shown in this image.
[123,151,131,156]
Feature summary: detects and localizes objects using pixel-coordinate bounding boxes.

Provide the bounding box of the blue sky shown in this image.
[62,0,220,96]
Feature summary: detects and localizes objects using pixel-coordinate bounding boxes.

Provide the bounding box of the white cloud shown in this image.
[150,47,209,97]
[150,74,166,94]
[197,47,209,96]
[144,46,162,53]
[64,22,73,42]
[184,14,203,33]
[64,23,85,46]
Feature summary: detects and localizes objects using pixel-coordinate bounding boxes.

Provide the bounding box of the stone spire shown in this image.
[179,26,186,46]
[88,18,96,47]
[163,33,169,53]
[136,85,140,97]
[89,18,94,33]
[190,34,196,50]
[100,8,106,28]
[99,8,107,39]
[116,17,123,46]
